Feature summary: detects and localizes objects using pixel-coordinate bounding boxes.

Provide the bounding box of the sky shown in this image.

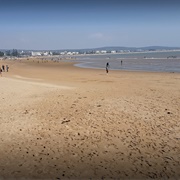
[0,0,180,50]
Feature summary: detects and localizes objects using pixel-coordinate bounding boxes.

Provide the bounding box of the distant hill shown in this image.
[53,46,180,52]
[89,46,180,51]
[138,46,180,51]
[1,46,180,52]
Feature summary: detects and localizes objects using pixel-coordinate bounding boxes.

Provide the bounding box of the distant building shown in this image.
[95,51,100,54]
[60,51,67,55]
[31,52,42,56]
[43,51,52,56]
[111,51,116,54]
[66,52,79,55]
[67,52,73,55]
[43,52,48,56]
[101,50,107,54]
[71,52,79,55]
[136,49,143,52]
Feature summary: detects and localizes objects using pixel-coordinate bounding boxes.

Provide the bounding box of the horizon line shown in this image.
[1,45,180,51]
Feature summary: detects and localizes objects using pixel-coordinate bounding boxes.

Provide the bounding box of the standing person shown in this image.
[0,68,2,77]
[121,60,123,66]
[6,65,9,72]
[2,65,5,72]
[106,62,110,74]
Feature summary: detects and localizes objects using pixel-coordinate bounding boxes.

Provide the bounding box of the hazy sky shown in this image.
[0,0,180,50]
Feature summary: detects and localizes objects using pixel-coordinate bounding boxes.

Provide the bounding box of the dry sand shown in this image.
[0,59,180,179]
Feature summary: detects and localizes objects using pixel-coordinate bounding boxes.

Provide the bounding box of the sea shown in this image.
[70,51,180,73]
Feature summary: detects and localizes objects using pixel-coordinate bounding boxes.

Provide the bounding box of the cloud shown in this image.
[89,33,112,42]
[89,33,104,39]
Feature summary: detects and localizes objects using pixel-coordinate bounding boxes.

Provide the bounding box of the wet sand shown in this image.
[0,59,180,179]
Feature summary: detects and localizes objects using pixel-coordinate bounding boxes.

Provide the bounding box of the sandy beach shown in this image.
[0,59,180,179]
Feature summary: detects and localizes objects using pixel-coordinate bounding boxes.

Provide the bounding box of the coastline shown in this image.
[67,49,180,56]
[0,59,180,179]
[74,61,180,73]
[1,50,180,73]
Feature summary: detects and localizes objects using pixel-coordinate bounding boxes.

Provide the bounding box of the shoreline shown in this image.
[74,61,180,73]
[1,49,180,73]
[74,49,180,56]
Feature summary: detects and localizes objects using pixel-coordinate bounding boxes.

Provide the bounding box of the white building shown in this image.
[95,51,100,54]
[43,51,52,56]
[111,51,116,54]
[31,52,42,56]
[67,52,73,55]
[72,52,79,55]
[101,50,107,54]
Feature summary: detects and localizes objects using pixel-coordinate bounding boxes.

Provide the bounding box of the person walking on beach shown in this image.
[106,62,110,74]
[2,65,5,72]
[0,68,2,77]
[6,65,9,72]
